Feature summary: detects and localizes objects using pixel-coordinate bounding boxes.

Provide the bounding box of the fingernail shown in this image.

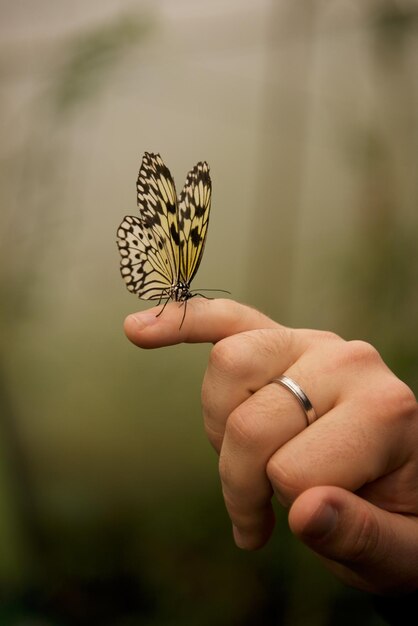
[127,312,159,330]
[302,503,338,538]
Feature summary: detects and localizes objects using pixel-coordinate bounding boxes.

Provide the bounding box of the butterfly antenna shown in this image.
[191,293,213,300]
[191,288,231,295]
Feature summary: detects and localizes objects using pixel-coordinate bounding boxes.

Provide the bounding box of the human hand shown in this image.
[124,299,418,595]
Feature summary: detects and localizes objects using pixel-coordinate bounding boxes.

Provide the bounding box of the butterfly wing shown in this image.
[116,153,180,300]
[117,215,176,300]
[178,161,211,285]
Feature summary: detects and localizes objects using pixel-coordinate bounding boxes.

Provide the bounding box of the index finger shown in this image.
[123,298,280,348]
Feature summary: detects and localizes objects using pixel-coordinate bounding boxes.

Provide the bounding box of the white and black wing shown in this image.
[116,153,181,300]
[178,161,211,285]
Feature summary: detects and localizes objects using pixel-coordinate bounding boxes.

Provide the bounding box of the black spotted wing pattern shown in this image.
[116,152,211,303]
[178,161,211,284]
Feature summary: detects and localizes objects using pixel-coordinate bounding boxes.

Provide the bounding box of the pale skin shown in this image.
[124,299,418,596]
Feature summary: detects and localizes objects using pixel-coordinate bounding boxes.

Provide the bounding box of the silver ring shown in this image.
[271,375,317,426]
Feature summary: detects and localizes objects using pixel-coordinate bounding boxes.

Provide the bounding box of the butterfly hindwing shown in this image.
[117,214,175,300]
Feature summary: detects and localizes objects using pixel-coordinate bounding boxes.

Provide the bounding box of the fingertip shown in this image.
[231,506,276,551]
[122,300,213,348]
[124,309,161,347]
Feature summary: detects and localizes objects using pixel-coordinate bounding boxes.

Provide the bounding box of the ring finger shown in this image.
[219,382,307,548]
[202,327,340,451]
[219,356,343,549]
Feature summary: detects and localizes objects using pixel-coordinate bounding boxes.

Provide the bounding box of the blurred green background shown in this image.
[0,1,417,624]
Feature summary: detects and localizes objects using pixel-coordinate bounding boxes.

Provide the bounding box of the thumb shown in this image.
[288,486,418,594]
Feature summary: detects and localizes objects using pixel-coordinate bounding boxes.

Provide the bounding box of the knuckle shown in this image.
[379,377,417,424]
[209,338,241,374]
[209,335,255,378]
[209,328,293,379]
[345,340,381,366]
[315,330,343,344]
[203,421,223,452]
[266,457,303,505]
[396,383,418,418]
[225,406,260,450]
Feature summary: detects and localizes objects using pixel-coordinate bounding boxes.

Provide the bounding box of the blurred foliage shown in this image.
[0,496,383,625]
[338,2,418,392]
[335,120,418,390]
[0,10,154,328]
[371,1,418,55]
[52,14,154,117]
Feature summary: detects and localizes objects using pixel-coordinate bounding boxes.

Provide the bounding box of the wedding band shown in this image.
[271,375,317,426]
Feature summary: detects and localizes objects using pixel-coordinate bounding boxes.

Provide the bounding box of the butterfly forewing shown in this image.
[136,153,180,280]
[178,161,211,284]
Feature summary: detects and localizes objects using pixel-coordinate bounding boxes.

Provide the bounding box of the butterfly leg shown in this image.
[179,299,188,330]
[156,295,172,318]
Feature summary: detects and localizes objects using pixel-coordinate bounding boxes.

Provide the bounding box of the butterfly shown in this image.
[116,152,213,325]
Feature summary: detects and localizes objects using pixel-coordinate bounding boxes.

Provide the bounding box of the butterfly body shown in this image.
[117,153,211,315]
[170,281,193,302]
